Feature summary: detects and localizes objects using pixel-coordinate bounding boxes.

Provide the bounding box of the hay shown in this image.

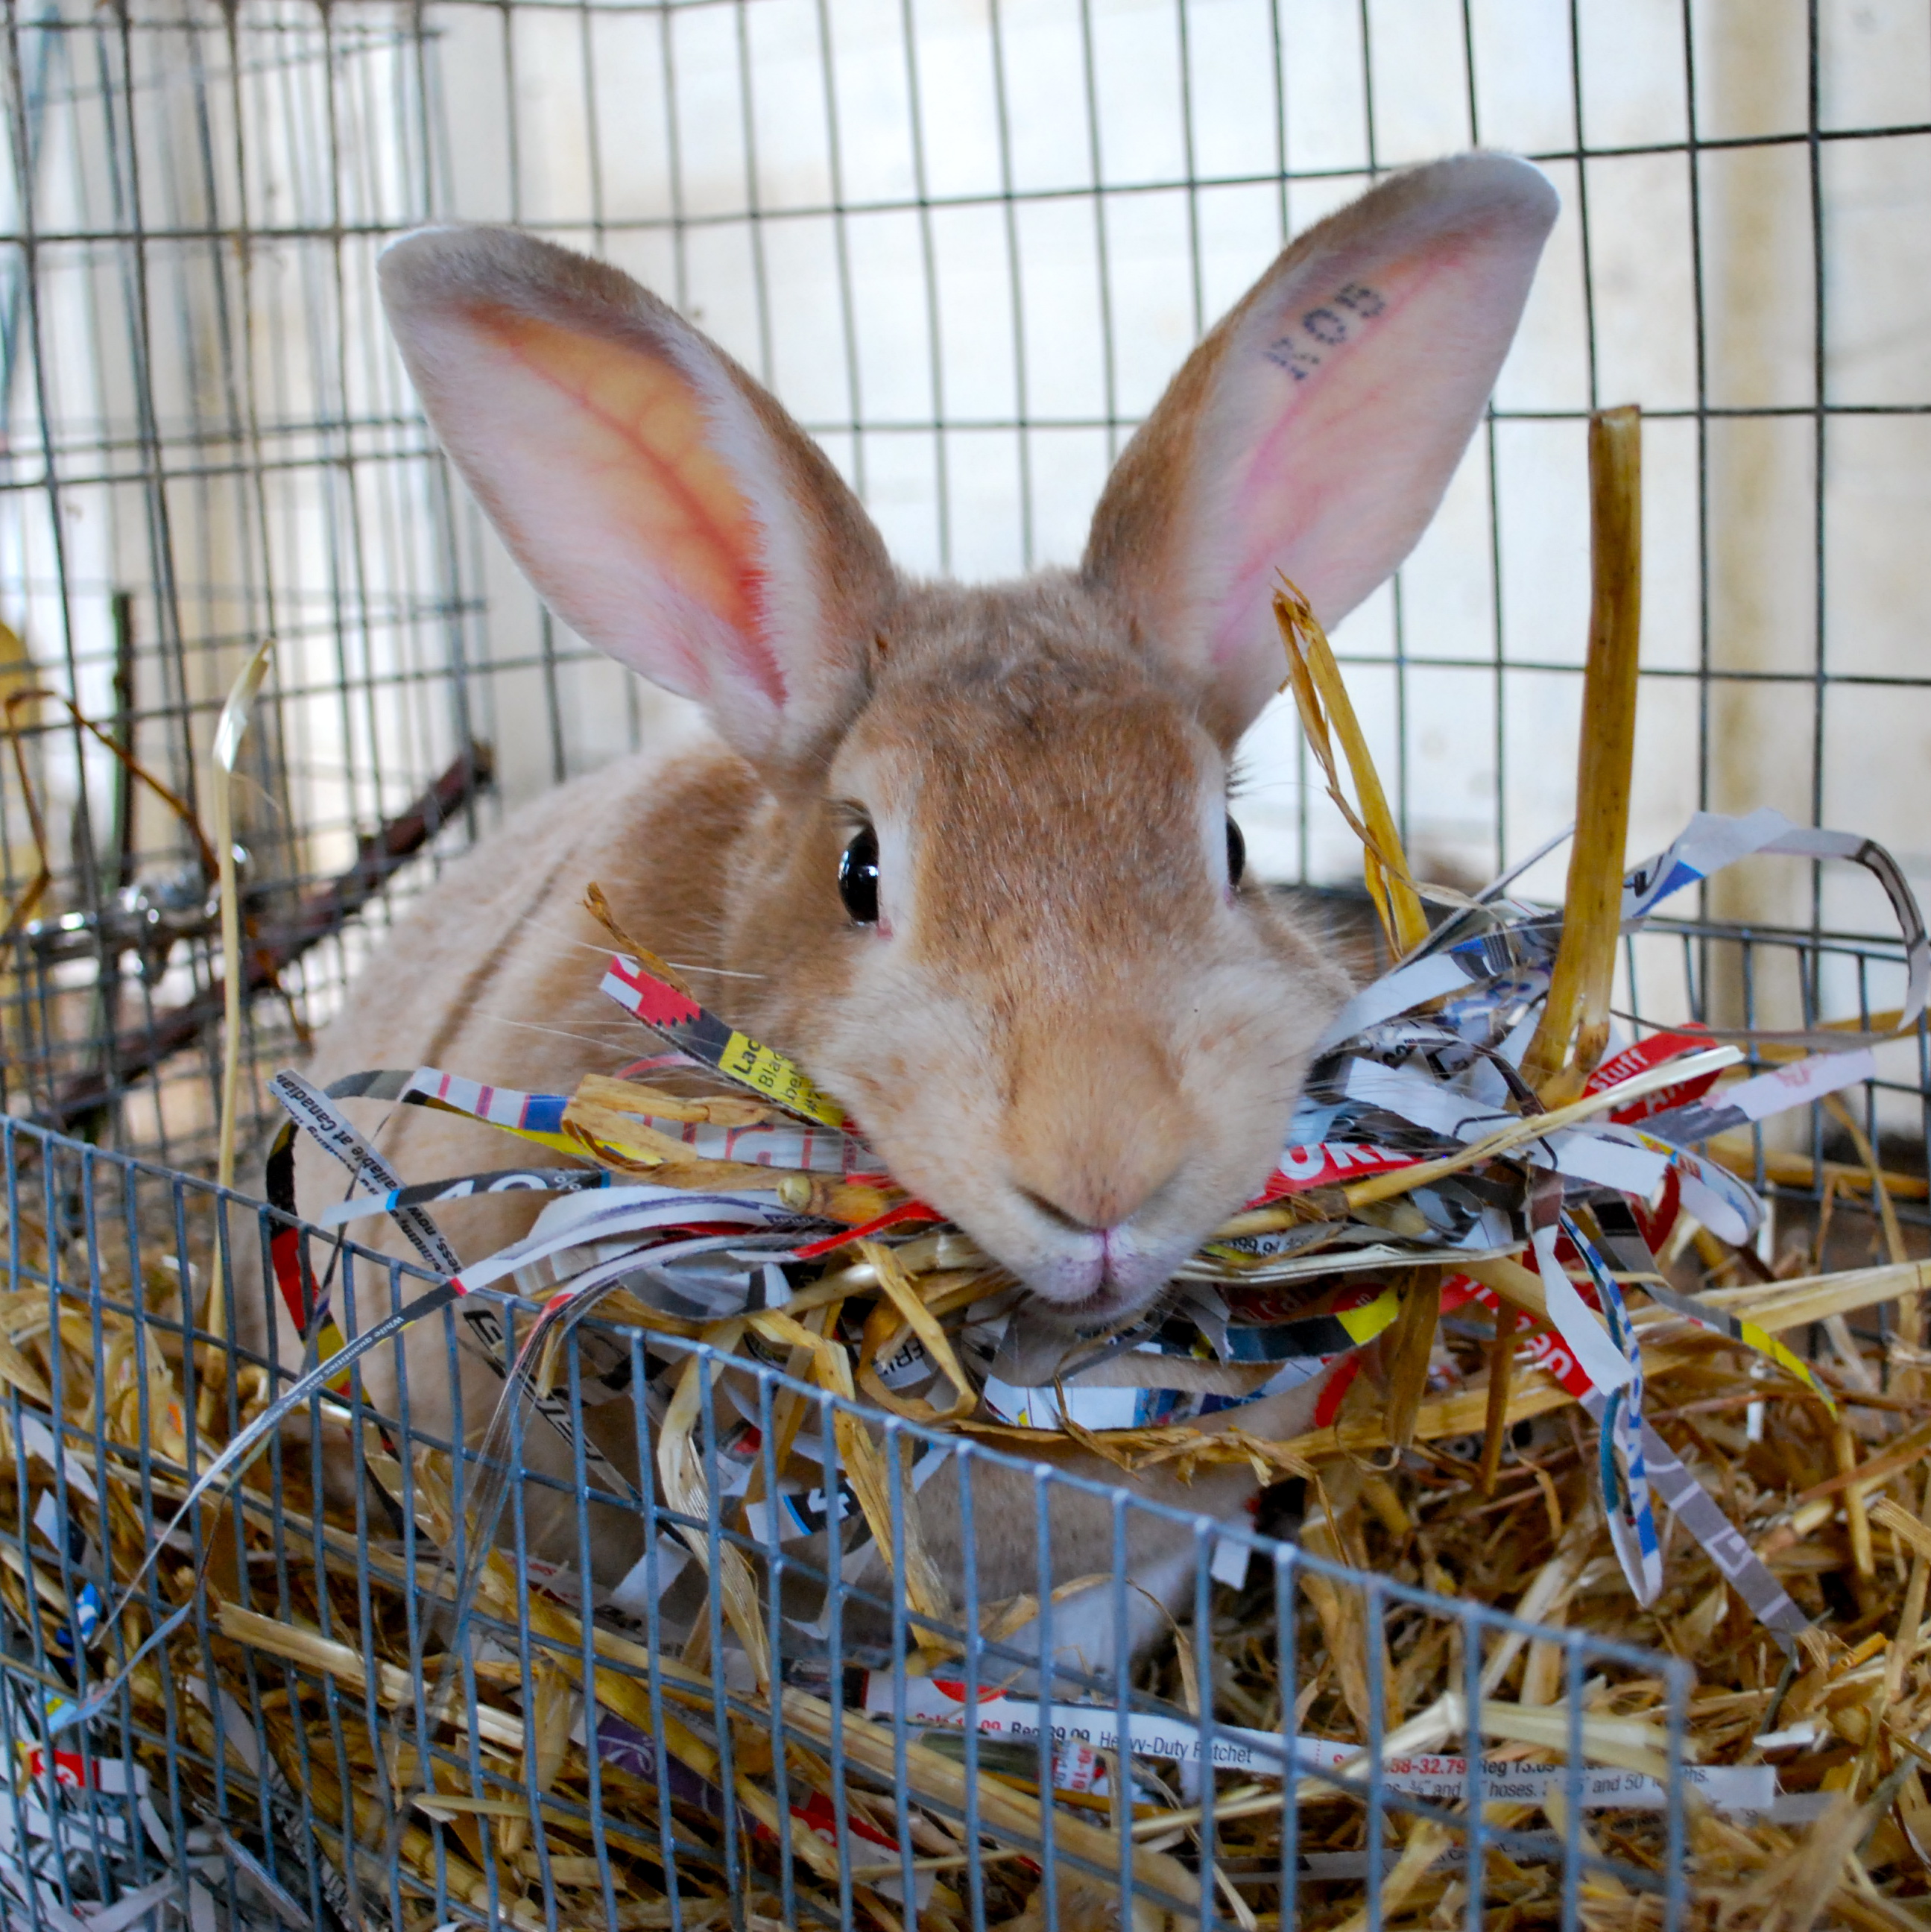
[10,996,1931,1930]
[8,405,1931,1928]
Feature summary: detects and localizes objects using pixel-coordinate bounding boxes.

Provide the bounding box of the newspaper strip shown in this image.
[267,1071,639,1503]
[317,1166,613,1227]
[1587,1193,1833,1408]
[1560,1208,1662,1604]
[1447,1275,1811,1646]
[448,1183,806,1298]
[859,1677,1777,1813]
[601,951,849,1128]
[1318,809,1925,1055]
[1642,1047,1879,1149]
[352,1060,873,1175]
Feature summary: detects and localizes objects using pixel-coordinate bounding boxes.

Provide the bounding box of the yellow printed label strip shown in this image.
[1336,1285,1403,1345]
[718,1031,847,1130]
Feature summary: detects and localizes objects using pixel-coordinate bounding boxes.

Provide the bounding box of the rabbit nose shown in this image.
[1015,1185,1119,1237]
[1005,1030,1192,1233]
[1011,1140,1183,1234]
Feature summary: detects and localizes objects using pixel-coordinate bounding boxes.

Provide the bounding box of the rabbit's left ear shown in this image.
[1084,154,1558,745]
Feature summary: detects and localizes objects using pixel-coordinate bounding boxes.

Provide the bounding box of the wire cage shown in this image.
[2,0,1930,1164]
[0,1,1928,1928]
[0,1114,1713,1932]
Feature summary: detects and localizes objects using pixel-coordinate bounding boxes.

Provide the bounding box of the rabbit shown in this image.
[243,151,1556,1683]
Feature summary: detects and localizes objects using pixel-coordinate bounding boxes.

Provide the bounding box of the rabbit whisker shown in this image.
[473,1014,653,1049]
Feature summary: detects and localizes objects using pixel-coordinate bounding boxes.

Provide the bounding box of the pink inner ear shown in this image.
[477,307,784,707]
[1207,236,1520,666]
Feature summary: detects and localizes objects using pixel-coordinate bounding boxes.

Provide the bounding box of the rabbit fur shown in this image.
[244,151,1557,1680]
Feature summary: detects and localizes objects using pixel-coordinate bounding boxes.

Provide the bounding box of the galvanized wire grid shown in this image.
[0,9,1920,1931]
[0,1119,1695,1932]
[0,883,1904,1932]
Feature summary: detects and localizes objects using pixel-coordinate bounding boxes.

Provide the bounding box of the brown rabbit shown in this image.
[256,152,1556,1676]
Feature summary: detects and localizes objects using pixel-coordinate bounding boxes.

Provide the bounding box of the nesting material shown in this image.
[10,411,1931,1928]
[7,1167,1931,1931]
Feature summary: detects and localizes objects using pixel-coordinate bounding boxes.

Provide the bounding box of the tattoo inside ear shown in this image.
[1262,280,1389,382]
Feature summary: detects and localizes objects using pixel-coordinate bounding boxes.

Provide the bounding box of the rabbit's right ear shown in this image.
[1084,154,1558,745]
[380,228,893,765]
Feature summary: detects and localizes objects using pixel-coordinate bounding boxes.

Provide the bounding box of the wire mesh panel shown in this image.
[0,924,1921,1928]
[0,0,1927,1167]
[0,1117,1708,1932]
[0,9,1928,1930]
[0,0,489,1161]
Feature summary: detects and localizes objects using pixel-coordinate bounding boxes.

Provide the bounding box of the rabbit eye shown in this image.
[1225,815,1247,888]
[838,824,881,924]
